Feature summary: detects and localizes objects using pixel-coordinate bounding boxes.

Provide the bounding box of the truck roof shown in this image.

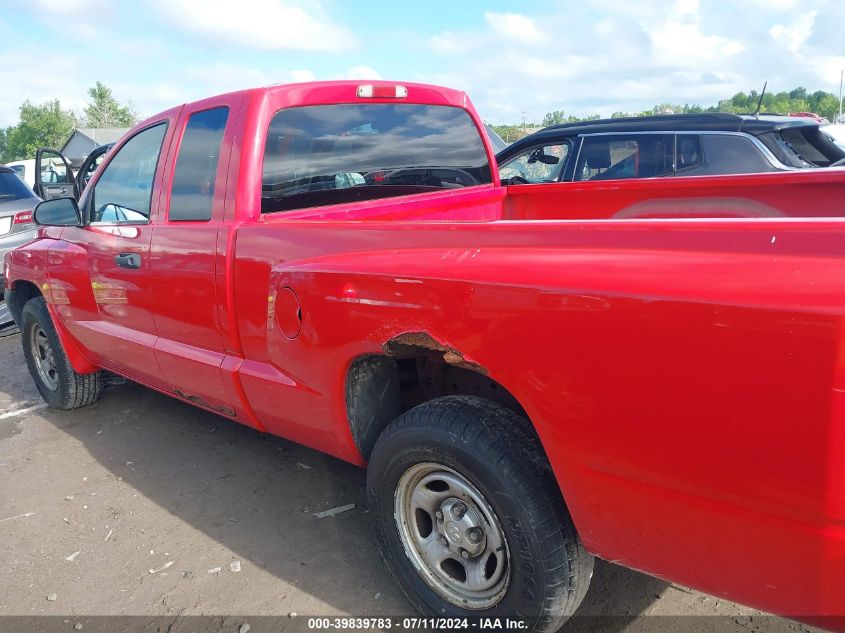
[158,80,473,122]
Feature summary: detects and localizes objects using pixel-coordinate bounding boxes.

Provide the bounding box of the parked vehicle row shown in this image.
[496,112,845,185]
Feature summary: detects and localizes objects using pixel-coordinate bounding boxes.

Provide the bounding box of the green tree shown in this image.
[789,87,808,100]
[0,126,9,163]
[5,100,78,161]
[541,110,567,127]
[493,85,845,133]
[83,81,137,128]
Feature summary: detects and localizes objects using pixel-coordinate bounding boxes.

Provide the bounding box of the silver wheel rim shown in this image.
[394,462,510,609]
[30,324,59,391]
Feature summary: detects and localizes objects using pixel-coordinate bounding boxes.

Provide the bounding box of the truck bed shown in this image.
[234,170,845,619]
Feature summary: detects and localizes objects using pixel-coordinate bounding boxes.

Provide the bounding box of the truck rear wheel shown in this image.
[20,297,102,410]
[366,396,592,632]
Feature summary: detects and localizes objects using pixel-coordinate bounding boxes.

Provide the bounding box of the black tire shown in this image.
[367,396,593,633]
[20,297,102,409]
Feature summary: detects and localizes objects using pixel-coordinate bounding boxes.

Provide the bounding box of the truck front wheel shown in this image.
[366,396,593,632]
[20,297,102,409]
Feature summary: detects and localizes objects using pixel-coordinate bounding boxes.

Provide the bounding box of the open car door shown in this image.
[34,148,78,201]
[74,143,113,194]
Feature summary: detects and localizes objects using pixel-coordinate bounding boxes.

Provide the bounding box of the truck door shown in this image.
[49,120,175,388]
[149,97,249,419]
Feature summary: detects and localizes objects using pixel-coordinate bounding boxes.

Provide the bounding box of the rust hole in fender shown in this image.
[383,332,488,375]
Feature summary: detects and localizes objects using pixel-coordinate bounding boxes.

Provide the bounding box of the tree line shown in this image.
[0,82,137,163]
[491,86,844,142]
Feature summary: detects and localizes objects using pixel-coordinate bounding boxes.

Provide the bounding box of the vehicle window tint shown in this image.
[41,156,71,185]
[675,134,704,173]
[91,123,166,224]
[262,104,492,214]
[499,144,569,184]
[0,171,35,201]
[83,151,107,182]
[677,134,775,177]
[575,135,674,181]
[169,107,229,221]
[778,127,840,167]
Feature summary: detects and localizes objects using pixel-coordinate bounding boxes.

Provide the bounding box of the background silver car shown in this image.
[0,166,40,295]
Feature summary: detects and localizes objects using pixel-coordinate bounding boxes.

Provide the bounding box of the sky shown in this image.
[1,0,844,128]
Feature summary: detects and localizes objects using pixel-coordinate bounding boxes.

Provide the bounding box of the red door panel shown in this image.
[60,224,164,387]
[149,96,246,418]
[47,114,181,389]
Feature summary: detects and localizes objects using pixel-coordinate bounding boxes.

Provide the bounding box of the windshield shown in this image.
[262,104,492,213]
[0,171,35,201]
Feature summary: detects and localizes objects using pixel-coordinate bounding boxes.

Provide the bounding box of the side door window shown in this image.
[168,107,229,221]
[90,123,167,224]
[499,143,569,184]
[675,134,704,173]
[675,134,777,176]
[575,135,674,181]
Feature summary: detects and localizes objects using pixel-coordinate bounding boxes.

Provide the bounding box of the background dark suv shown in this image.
[496,113,845,185]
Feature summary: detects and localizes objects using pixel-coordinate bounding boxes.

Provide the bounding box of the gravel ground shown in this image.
[0,329,821,633]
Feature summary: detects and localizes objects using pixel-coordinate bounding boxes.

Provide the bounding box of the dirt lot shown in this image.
[0,330,819,633]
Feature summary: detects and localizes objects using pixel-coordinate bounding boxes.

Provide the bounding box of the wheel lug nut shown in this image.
[460,548,470,559]
[466,527,483,543]
[439,536,449,546]
[451,502,467,519]
[435,510,443,520]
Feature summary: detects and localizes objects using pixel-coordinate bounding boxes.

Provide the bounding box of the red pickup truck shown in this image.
[4,81,845,631]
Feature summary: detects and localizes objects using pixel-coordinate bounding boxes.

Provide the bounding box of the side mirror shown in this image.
[527,149,560,165]
[34,197,81,227]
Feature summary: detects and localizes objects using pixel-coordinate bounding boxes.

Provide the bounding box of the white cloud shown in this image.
[769,12,817,53]
[484,12,544,43]
[290,69,316,82]
[149,0,358,52]
[346,65,381,80]
[29,0,114,39]
[429,31,478,54]
[648,0,745,65]
[650,21,745,63]
[0,48,88,128]
[749,0,801,10]
[423,2,827,124]
[4,0,843,132]
[674,0,699,16]
[32,0,107,14]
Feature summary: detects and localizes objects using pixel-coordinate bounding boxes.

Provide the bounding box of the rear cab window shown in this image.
[261,104,492,214]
